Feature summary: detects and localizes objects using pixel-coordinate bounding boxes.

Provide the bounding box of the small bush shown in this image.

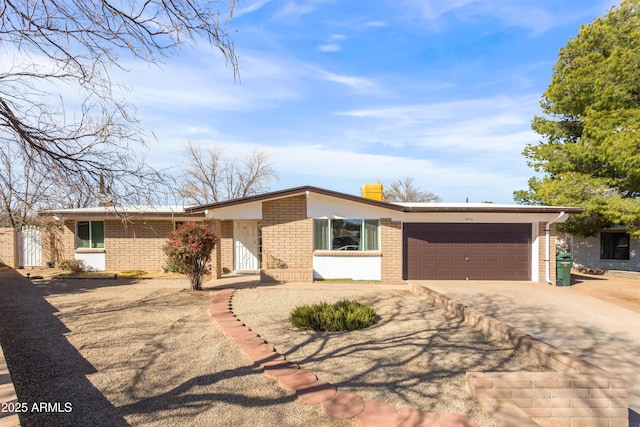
[59,259,90,273]
[163,222,217,290]
[289,300,377,332]
[163,262,180,273]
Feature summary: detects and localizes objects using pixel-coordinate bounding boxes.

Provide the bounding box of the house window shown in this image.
[600,232,630,260]
[313,219,379,251]
[77,221,105,249]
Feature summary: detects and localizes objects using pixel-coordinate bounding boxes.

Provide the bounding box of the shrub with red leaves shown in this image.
[163,222,218,290]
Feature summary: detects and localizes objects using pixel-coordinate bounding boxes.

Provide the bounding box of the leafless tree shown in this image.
[180,143,278,205]
[0,141,56,228]
[0,0,237,211]
[382,177,441,203]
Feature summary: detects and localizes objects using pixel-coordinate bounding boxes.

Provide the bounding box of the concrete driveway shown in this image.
[412,274,640,427]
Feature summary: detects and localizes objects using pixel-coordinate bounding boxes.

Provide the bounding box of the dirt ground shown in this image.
[570,271,640,314]
[0,270,550,427]
[1,268,638,426]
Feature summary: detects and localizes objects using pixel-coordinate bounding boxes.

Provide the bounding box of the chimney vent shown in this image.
[361,183,383,201]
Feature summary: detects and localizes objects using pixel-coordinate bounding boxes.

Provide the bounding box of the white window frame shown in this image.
[76,220,105,249]
[313,219,380,252]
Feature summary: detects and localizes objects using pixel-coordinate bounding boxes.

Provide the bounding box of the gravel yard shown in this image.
[233,285,548,427]
[0,271,547,426]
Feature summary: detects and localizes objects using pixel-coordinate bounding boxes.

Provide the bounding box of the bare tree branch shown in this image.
[180,144,278,205]
[0,0,237,216]
[381,177,441,203]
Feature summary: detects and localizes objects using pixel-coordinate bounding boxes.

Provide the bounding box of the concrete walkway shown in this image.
[411,280,640,426]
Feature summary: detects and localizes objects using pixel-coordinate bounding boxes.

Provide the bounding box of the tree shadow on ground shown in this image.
[117,367,297,420]
[571,273,607,284]
[9,272,332,426]
[435,290,640,427]
[0,270,128,426]
[232,288,545,425]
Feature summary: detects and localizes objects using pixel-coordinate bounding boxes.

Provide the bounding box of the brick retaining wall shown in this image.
[410,284,629,427]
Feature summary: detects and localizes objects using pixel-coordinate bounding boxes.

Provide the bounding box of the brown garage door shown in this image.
[403,223,531,280]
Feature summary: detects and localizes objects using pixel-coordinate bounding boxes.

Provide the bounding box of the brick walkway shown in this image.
[209,288,479,427]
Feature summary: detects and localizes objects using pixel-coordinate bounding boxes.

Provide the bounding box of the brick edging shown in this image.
[209,288,480,426]
[409,283,629,427]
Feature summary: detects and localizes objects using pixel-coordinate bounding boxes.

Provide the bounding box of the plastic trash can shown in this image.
[556,252,573,286]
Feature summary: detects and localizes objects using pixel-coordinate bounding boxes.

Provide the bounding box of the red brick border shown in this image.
[209,288,479,426]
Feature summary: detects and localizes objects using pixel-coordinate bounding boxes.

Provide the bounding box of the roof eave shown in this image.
[401,206,584,214]
[39,210,206,218]
[185,185,404,213]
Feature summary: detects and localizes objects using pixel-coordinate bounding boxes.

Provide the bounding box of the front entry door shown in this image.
[233,221,259,271]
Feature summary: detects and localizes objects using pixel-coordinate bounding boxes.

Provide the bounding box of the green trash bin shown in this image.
[556,252,573,286]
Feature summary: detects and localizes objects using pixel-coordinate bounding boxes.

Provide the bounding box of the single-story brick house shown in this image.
[562,227,640,272]
[186,185,582,283]
[39,206,207,271]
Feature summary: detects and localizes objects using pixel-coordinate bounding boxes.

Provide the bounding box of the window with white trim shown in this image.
[313,219,379,251]
[77,221,105,249]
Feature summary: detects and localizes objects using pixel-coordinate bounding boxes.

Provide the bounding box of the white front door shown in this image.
[234,221,259,271]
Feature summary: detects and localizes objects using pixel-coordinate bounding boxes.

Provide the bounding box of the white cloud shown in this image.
[313,68,377,92]
[363,21,388,28]
[234,0,273,17]
[204,141,530,203]
[112,48,304,112]
[317,34,347,53]
[409,0,480,21]
[401,0,617,34]
[338,95,539,152]
[274,0,336,20]
[318,44,341,52]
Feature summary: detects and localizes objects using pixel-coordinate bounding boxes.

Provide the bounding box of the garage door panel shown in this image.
[404,223,531,280]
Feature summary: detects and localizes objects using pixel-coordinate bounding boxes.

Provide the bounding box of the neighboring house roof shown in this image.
[185,185,583,214]
[39,205,206,219]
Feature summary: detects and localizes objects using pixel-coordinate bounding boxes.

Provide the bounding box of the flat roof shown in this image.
[39,205,206,218]
[186,185,583,214]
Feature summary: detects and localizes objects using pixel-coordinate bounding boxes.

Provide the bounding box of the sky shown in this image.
[114,0,619,204]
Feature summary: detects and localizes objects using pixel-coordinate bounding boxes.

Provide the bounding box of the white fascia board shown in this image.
[207,200,263,220]
[307,193,400,220]
[397,211,570,224]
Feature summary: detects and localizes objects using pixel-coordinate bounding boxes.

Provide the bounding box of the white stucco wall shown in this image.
[313,254,382,280]
[570,233,640,272]
[75,251,106,271]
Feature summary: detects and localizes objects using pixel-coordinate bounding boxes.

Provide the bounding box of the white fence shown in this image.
[17,225,42,268]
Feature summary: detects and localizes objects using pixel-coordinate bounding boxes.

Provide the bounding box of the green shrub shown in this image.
[289,300,377,332]
[163,261,180,273]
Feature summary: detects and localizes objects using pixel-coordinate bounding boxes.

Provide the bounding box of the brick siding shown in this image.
[260,195,313,282]
[51,219,214,272]
[0,228,17,268]
[219,220,234,275]
[57,221,77,262]
[380,218,402,282]
[104,219,176,271]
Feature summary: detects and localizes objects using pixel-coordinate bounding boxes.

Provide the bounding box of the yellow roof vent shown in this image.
[361,183,383,201]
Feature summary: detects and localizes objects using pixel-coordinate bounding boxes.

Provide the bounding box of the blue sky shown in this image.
[116,0,619,203]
